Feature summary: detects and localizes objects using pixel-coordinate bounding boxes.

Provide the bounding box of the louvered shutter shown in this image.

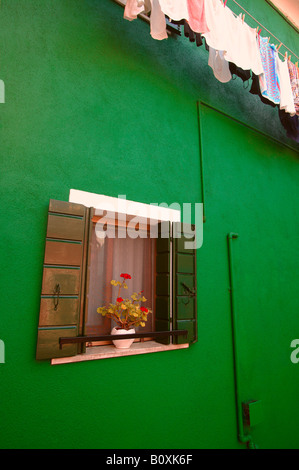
[155,221,171,345]
[36,199,89,360]
[172,222,197,344]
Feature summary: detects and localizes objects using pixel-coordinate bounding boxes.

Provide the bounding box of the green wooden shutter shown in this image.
[36,199,89,360]
[172,222,197,344]
[155,221,171,345]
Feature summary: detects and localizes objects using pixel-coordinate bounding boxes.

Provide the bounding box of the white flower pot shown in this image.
[111,327,135,349]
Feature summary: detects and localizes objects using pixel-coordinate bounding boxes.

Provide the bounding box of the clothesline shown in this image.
[123,0,299,142]
[228,0,299,62]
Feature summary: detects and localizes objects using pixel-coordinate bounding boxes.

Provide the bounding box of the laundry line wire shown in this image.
[228,0,299,61]
[229,8,289,60]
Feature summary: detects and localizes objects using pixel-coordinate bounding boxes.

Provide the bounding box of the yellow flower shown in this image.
[121,304,127,310]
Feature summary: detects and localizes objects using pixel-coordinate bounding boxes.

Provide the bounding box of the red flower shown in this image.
[120,273,131,280]
[140,307,148,313]
[116,297,123,302]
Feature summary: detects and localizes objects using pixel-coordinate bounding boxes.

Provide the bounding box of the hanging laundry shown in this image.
[137,0,151,6]
[124,0,147,20]
[250,73,277,108]
[202,0,262,77]
[229,63,251,84]
[124,0,168,41]
[184,21,203,47]
[287,59,299,116]
[186,0,209,35]
[278,109,299,142]
[166,18,203,47]
[257,37,280,105]
[276,57,296,116]
[223,14,264,76]
[208,48,232,83]
[122,0,298,142]
[158,0,189,22]
[202,0,232,52]
[150,0,168,40]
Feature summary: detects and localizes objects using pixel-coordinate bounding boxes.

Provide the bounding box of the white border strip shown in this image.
[69,189,181,222]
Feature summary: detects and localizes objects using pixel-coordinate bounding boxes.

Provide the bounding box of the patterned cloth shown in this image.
[287,59,299,116]
[258,36,280,105]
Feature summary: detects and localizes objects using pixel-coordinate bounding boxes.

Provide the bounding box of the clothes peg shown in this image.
[242,14,245,23]
[224,0,228,6]
[285,51,288,60]
[277,43,282,51]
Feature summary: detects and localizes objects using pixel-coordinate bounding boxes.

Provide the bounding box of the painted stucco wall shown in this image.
[0,0,298,449]
[267,0,299,30]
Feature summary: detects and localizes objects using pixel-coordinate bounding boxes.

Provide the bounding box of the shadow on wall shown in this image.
[89,0,299,150]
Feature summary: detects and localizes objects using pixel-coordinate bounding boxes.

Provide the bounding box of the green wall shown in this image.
[0,0,298,449]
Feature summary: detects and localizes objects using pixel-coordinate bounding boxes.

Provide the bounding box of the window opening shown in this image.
[84,212,156,346]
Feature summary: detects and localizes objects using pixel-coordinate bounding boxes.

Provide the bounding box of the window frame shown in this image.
[36,190,197,364]
[66,189,183,357]
[84,208,157,345]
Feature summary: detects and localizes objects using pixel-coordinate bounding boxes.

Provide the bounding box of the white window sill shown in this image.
[51,341,189,365]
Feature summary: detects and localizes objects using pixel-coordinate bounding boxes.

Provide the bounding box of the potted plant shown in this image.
[97,273,152,349]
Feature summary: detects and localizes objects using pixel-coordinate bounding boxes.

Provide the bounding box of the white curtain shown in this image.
[85,224,154,336]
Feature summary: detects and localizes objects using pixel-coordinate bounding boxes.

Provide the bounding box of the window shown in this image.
[85,210,156,340]
[36,191,198,363]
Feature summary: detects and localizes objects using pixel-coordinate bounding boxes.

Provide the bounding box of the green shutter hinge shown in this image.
[181,282,196,305]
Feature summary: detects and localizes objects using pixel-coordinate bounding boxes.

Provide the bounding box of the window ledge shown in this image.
[51,341,189,365]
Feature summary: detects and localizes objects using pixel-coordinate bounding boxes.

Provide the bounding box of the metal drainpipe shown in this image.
[227,233,256,449]
[196,101,206,223]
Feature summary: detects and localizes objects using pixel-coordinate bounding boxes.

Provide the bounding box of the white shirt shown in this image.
[203,2,264,76]
[224,14,264,76]
[202,0,231,52]
[159,0,189,21]
[208,48,232,83]
[277,57,296,115]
